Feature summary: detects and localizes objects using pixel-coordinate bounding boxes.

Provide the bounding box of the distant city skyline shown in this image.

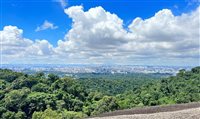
[1,64,193,75]
[0,0,199,66]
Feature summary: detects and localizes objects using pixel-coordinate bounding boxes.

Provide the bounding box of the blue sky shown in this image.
[1,0,198,46]
[0,0,199,65]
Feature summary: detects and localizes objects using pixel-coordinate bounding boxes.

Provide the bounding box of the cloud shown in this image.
[53,0,67,8]
[0,26,33,56]
[59,0,67,8]
[62,6,128,49]
[25,40,54,56]
[127,7,199,55]
[54,6,199,65]
[0,26,55,63]
[187,0,200,4]
[35,20,58,32]
[1,6,199,65]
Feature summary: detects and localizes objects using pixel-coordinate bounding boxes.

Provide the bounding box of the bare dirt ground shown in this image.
[89,102,200,119]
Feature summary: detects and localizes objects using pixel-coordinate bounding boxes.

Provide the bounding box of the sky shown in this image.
[0,0,200,66]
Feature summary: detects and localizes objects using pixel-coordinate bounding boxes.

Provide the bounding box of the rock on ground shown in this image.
[89,107,200,119]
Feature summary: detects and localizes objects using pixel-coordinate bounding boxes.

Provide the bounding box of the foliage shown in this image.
[0,67,199,118]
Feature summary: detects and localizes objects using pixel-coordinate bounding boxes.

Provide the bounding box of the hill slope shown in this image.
[0,67,199,119]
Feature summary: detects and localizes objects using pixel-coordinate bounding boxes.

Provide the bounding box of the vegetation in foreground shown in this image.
[0,67,199,119]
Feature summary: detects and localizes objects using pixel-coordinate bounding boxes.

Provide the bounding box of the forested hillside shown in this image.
[0,67,199,119]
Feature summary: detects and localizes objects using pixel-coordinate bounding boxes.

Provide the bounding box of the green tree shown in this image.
[32,108,61,119]
[2,111,15,119]
[48,74,59,83]
[14,111,26,119]
[92,96,119,115]
[4,88,30,112]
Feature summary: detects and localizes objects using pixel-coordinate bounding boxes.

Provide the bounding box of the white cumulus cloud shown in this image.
[35,20,58,32]
[0,26,55,63]
[54,6,199,65]
[1,6,199,65]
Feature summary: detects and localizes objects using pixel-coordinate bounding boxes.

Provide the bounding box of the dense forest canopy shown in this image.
[0,67,200,119]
